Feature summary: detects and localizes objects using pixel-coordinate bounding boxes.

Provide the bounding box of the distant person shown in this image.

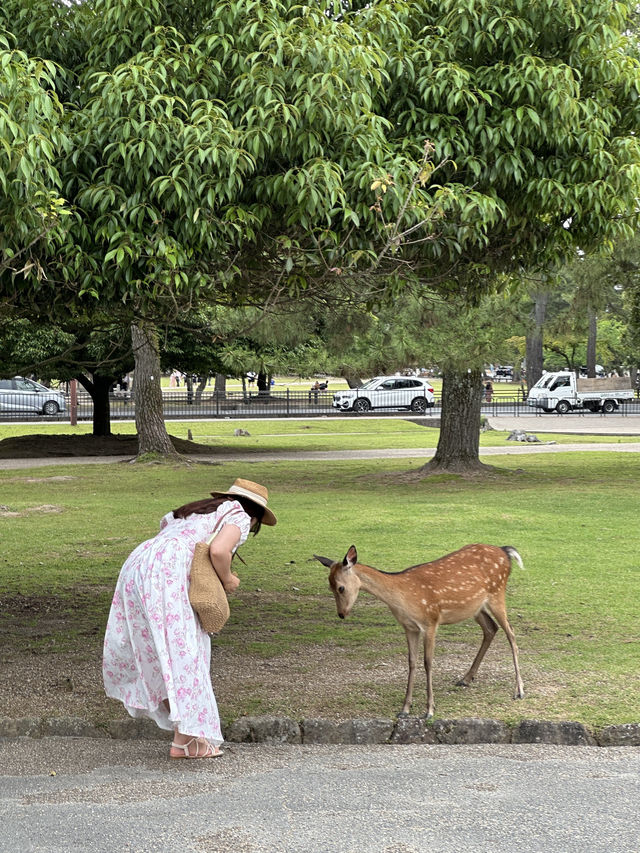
[484,381,493,402]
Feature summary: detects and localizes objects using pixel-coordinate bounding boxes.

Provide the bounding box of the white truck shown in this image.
[527,372,635,414]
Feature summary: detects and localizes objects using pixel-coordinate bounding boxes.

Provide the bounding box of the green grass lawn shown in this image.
[0,417,638,454]
[1,447,638,728]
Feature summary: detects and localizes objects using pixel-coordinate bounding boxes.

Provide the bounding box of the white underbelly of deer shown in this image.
[315,543,525,719]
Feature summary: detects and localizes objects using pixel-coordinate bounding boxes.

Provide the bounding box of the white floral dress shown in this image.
[102,500,250,744]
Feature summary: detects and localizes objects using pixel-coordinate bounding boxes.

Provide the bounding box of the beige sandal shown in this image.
[169,737,223,759]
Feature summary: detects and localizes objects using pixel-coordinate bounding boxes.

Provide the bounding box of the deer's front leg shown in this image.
[400,628,421,716]
[423,622,438,719]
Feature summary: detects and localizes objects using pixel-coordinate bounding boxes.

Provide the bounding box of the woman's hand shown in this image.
[223,573,240,594]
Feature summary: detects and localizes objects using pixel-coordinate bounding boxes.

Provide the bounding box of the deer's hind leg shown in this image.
[486,596,524,700]
[457,609,498,687]
[422,622,438,719]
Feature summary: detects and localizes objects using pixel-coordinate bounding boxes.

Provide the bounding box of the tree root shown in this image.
[418,457,498,476]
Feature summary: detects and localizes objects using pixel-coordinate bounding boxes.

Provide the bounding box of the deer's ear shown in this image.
[344,545,357,568]
[313,555,335,569]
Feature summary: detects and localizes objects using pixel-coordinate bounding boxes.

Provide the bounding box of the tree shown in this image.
[0,315,133,435]
[347,292,519,472]
[525,290,550,390]
[161,304,325,403]
[364,0,640,473]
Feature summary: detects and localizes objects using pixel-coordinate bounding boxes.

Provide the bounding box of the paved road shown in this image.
[1,738,639,853]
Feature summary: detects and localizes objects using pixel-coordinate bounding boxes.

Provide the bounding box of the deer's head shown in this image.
[314,545,361,619]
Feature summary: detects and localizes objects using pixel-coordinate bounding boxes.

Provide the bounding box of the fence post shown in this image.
[70,379,78,426]
[286,388,290,416]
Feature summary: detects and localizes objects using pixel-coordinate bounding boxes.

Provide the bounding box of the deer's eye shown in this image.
[338,585,345,593]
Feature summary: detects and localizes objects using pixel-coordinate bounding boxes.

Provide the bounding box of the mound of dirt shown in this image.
[0,433,216,459]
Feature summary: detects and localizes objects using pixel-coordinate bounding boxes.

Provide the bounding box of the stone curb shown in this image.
[1,715,639,747]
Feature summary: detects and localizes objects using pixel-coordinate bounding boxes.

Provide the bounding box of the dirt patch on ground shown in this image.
[0,504,65,517]
[0,433,219,459]
[0,588,542,726]
[0,590,405,724]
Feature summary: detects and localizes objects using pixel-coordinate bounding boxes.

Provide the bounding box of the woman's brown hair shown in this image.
[172,496,264,535]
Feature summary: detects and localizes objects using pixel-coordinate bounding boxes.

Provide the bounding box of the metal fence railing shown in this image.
[1,388,639,422]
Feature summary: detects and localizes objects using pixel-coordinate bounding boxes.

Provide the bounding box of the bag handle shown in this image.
[203,507,249,564]
[203,505,249,565]
[204,507,235,546]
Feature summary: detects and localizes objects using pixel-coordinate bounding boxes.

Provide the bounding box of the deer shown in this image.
[314,544,525,719]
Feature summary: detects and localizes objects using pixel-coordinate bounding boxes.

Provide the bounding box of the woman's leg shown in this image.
[163,698,222,757]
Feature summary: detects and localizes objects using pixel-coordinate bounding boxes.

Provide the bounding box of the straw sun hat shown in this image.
[210,478,277,526]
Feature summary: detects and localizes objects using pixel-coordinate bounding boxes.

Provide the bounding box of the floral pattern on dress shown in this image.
[102,500,250,744]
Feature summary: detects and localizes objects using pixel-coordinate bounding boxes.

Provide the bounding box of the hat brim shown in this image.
[210,491,277,526]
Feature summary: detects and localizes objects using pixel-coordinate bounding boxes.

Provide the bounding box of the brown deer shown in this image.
[314,544,525,719]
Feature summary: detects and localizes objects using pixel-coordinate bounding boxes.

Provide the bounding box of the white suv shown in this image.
[332,376,435,414]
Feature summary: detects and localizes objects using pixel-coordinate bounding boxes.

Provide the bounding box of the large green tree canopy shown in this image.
[7,0,637,319]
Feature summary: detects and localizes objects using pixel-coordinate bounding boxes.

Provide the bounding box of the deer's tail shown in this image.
[502,546,525,570]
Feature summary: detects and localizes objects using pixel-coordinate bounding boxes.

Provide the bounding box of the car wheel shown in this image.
[555,400,570,415]
[602,400,617,414]
[352,398,371,414]
[42,400,60,415]
[410,397,428,414]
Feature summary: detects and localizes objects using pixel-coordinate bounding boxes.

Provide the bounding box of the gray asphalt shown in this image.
[1,738,639,853]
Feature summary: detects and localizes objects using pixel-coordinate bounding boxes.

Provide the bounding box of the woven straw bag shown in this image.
[188,529,230,634]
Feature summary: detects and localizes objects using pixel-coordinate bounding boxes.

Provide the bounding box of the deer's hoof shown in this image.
[397,711,410,718]
[455,678,471,688]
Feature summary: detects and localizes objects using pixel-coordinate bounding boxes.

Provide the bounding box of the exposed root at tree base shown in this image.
[365,459,518,485]
[419,457,499,476]
[133,450,190,465]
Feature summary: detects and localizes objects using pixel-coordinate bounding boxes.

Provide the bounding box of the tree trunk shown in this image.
[185,374,194,404]
[214,372,227,397]
[257,371,270,396]
[419,369,490,474]
[341,369,363,389]
[586,311,597,377]
[90,374,114,437]
[525,291,548,391]
[76,372,115,437]
[131,324,178,457]
[194,375,207,403]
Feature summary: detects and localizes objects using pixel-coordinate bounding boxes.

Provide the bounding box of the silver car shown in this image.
[332,376,435,414]
[0,377,66,415]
